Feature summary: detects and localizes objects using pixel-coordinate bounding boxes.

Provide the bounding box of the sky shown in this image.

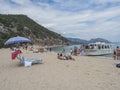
[0,0,120,41]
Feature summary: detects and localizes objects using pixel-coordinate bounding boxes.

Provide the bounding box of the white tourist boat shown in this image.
[84,42,113,56]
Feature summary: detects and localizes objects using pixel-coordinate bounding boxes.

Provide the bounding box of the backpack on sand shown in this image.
[116,63,120,68]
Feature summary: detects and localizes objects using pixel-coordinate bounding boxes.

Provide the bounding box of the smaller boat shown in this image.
[84,42,113,56]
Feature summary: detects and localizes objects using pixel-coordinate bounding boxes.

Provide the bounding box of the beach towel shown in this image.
[11,50,22,60]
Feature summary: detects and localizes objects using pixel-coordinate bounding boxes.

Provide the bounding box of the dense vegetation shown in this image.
[0,14,68,48]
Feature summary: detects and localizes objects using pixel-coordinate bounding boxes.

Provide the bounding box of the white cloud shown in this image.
[0,0,120,41]
[91,0,120,4]
[10,0,31,5]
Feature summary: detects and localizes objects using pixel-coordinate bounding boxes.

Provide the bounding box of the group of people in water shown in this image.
[70,45,85,56]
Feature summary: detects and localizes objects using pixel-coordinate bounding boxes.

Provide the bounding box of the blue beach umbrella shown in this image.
[4,36,31,45]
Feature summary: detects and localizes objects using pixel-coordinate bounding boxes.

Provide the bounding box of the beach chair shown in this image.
[17,56,43,66]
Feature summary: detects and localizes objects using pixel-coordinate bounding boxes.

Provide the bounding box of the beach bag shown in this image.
[116,63,120,68]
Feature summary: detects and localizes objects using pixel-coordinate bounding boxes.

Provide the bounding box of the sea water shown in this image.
[52,43,120,59]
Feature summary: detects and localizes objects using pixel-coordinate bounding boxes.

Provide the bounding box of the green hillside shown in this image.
[0,14,69,47]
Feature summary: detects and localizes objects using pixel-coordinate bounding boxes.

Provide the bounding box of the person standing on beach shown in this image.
[74,47,78,56]
[79,45,84,56]
[70,48,73,55]
[25,44,28,50]
[62,48,65,53]
[113,50,116,60]
[116,46,120,60]
[49,47,52,52]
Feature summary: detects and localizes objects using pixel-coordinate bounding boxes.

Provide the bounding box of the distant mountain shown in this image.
[0,14,69,47]
[67,38,88,44]
[67,37,111,44]
[89,38,111,43]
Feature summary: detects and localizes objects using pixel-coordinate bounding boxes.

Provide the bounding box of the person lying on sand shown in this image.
[57,53,75,60]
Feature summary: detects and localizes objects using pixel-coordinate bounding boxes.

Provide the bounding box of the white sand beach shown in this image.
[0,48,120,90]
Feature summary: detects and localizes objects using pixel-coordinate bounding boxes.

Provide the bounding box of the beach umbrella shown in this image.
[4,36,31,45]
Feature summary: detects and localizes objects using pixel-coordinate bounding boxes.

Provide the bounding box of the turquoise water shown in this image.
[52,45,81,53]
[52,43,120,59]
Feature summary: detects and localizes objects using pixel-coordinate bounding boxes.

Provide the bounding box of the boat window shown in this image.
[110,45,112,48]
[91,46,94,49]
[98,45,101,49]
[102,45,104,49]
[105,45,107,48]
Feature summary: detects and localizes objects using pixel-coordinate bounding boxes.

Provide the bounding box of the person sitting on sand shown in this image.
[38,47,44,53]
[63,54,75,60]
[57,53,60,59]
[57,53,64,60]
[29,46,33,51]
[57,53,75,60]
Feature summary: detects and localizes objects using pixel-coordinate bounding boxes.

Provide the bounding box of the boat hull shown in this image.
[85,49,113,56]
